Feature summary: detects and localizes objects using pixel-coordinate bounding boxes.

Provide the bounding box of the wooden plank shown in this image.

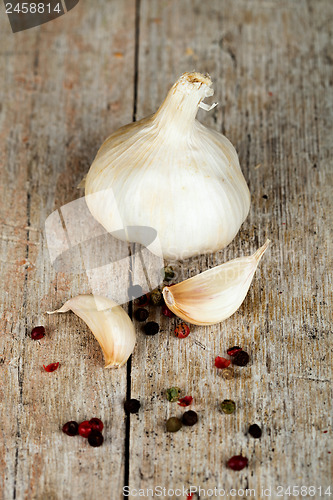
[0,2,136,499]
[129,0,332,497]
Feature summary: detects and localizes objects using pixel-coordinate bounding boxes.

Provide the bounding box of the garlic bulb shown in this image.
[162,240,270,325]
[48,295,136,368]
[84,72,250,260]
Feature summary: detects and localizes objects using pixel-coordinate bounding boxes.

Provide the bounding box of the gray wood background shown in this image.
[0,1,332,499]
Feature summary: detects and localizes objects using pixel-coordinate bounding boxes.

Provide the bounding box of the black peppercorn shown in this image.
[233,350,250,366]
[134,308,149,322]
[248,424,262,438]
[124,398,141,414]
[62,421,79,436]
[144,321,159,336]
[182,410,198,426]
[88,430,104,447]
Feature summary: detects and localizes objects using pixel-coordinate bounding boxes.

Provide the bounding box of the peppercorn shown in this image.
[162,305,174,318]
[134,308,149,322]
[128,284,143,301]
[89,418,104,432]
[166,387,181,402]
[248,424,262,438]
[166,417,182,432]
[31,326,45,340]
[144,321,159,335]
[233,350,250,366]
[163,266,175,282]
[135,293,150,307]
[62,421,79,436]
[150,289,163,306]
[178,396,193,407]
[221,367,234,380]
[182,410,198,426]
[88,430,104,447]
[227,455,248,471]
[227,346,242,357]
[43,362,60,372]
[221,399,236,414]
[124,398,141,414]
[78,421,92,438]
[215,356,231,369]
[174,323,190,338]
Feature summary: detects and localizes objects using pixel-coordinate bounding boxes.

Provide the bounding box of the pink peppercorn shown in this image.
[31,326,45,340]
[227,455,248,471]
[43,362,59,372]
[78,421,92,438]
[174,323,190,338]
[89,418,104,432]
[162,305,174,318]
[178,396,193,407]
[215,356,231,369]
[227,346,242,357]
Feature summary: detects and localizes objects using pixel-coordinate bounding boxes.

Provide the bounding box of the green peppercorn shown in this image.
[166,387,181,402]
[166,417,182,432]
[182,410,198,426]
[221,367,234,380]
[150,289,163,306]
[221,399,236,414]
[163,266,175,282]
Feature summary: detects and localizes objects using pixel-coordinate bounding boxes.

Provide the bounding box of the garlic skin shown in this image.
[162,240,270,326]
[84,72,250,260]
[48,295,136,368]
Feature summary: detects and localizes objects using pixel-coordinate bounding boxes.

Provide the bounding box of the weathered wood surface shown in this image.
[0,1,332,499]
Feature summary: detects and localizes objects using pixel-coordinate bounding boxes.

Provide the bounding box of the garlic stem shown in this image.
[153,72,214,135]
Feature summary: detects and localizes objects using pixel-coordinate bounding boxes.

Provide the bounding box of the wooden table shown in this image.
[0,1,332,499]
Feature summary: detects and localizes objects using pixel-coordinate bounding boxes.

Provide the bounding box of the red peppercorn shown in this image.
[214,356,231,369]
[89,418,104,432]
[31,326,45,340]
[178,396,193,407]
[162,305,174,318]
[135,293,150,307]
[227,455,248,471]
[62,421,79,436]
[174,322,190,338]
[43,362,59,372]
[227,346,242,357]
[88,430,104,447]
[78,421,92,438]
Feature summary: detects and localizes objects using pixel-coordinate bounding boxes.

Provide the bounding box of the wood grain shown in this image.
[0,0,332,499]
[0,1,136,499]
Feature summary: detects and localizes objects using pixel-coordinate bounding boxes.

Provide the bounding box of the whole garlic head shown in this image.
[85,72,250,260]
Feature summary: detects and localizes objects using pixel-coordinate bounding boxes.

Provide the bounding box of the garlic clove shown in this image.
[47,295,136,368]
[162,240,270,326]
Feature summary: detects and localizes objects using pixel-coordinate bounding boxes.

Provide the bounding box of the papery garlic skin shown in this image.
[162,240,270,326]
[84,72,250,260]
[48,295,136,368]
